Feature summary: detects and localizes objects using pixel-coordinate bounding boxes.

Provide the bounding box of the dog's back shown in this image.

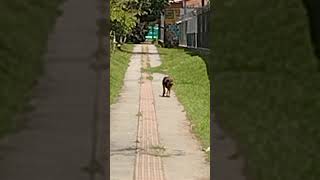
[162,77,173,88]
[162,77,168,86]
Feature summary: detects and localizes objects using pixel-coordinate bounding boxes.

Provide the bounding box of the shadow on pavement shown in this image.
[118,46,167,55]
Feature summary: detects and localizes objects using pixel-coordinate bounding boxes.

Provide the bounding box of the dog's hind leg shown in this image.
[162,85,166,97]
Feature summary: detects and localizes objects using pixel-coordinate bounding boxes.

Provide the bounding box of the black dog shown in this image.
[162,76,174,97]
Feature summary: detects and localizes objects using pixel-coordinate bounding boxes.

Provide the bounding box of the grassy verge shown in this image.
[110,44,134,104]
[148,47,210,152]
[213,72,320,180]
[210,0,320,179]
[0,0,63,138]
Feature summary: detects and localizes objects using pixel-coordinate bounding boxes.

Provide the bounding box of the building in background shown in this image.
[159,0,210,49]
[185,0,209,8]
[177,0,210,49]
[159,1,182,47]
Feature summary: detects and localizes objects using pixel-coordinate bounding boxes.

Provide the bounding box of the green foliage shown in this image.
[111,0,139,37]
[137,0,169,22]
[0,0,62,137]
[210,0,320,179]
[110,0,169,41]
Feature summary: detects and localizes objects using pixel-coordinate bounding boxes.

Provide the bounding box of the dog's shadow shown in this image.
[159,95,170,98]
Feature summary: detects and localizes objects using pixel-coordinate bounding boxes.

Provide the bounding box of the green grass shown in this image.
[149,47,210,150]
[210,0,320,179]
[213,72,320,180]
[0,0,63,138]
[110,44,134,104]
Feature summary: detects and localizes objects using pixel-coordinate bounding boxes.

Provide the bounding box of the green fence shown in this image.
[145,25,159,40]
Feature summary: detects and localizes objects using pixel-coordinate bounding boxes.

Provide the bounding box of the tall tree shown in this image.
[110,0,169,44]
[127,0,169,43]
[110,0,140,44]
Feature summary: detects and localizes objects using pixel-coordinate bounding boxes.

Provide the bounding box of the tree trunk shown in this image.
[302,0,320,70]
[123,36,127,43]
[112,31,116,51]
[120,36,124,44]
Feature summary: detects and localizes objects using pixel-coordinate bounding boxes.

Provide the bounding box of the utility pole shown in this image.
[183,0,187,45]
[183,0,187,16]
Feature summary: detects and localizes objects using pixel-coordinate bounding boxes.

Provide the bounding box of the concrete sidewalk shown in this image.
[110,44,210,180]
[149,44,209,180]
[110,45,142,180]
[0,0,107,179]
